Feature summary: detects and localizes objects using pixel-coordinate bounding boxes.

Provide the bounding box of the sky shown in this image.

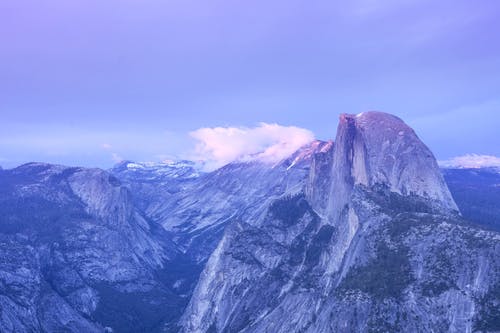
[1,0,500,169]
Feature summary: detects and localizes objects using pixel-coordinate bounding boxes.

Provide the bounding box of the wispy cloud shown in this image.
[439,154,500,169]
[111,152,124,163]
[189,123,314,170]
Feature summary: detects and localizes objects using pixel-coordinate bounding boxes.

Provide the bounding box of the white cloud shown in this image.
[111,152,124,163]
[439,154,500,169]
[189,123,314,170]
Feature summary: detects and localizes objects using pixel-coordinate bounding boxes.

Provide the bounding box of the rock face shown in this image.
[0,163,181,333]
[114,141,331,265]
[1,112,500,333]
[311,112,457,218]
[180,112,500,333]
[110,160,201,215]
[110,145,331,330]
[0,141,330,333]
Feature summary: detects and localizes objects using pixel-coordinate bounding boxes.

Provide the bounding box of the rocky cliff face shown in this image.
[180,112,500,333]
[1,112,499,333]
[0,163,182,333]
[110,160,201,215]
[117,141,330,264]
[0,141,329,333]
[310,112,457,219]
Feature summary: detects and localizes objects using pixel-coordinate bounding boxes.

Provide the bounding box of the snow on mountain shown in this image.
[112,160,202,181]
[439,154,500,169]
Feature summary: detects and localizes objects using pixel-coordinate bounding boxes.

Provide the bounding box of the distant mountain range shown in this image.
[0,112,499,332]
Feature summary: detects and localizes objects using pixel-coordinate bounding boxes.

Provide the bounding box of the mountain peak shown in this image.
[340,111,410,136]
[109,160,203,189]
[281,140,333,170]
[313,111,458,218]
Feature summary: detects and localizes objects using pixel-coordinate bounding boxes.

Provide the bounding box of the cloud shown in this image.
[111,152,124,163]
[189,123,314,170]
[439,154,500,169]
[101,143,123,162]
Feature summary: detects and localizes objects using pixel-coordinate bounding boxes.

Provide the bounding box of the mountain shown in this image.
[110,160,202,214]
[180,112,500,333]
[0,112,499,333]
[111,142,332,264]
[0,141,331,332]
[0,163,186,332]
[443,167,500,232]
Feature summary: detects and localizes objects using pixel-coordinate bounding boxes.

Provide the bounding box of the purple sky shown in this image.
[1,0,500,168]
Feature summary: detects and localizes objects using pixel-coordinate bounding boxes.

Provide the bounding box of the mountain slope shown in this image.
[0,141,333,333]
[443,167,500,232]
[113,141,332,264]
[110,160,201,214]
[0,163,183,333]
[180,112,500,333]
[1,113,499,332]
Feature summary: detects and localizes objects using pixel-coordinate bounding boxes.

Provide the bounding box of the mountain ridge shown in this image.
[0,112,499,332]
[180,111,500,333]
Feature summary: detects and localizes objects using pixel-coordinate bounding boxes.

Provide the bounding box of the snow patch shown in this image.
[439,154,500,169]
